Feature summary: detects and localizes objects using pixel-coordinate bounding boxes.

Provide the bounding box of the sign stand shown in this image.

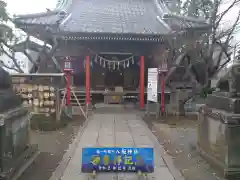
[81,147,154,176]
[58,86,87,120]
[146,68,159,119]
[57,56,87,120]
[158,61,168,117]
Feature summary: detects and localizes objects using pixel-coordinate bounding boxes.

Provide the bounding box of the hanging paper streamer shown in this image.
[92,55,135,69]
[94,55,98,63]
[103,60,105,68]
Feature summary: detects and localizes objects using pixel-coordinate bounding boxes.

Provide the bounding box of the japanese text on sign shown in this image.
[81,147,154,173]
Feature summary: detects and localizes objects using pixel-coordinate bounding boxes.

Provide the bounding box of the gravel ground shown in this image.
[144,116,225,180]
[18,118,85,180]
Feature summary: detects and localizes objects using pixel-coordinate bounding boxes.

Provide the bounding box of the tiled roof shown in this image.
[162,14,210,31]
[13,0,209,37]
[13,10,65,25]
[60,0,171,35]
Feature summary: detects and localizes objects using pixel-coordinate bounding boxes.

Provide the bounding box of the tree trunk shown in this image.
[178,100,186,116]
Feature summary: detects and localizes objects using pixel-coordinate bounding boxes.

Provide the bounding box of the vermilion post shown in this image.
[161,73,165,113]
[85,56,90,105]
[139,56,145,109]
[66,72,71,105]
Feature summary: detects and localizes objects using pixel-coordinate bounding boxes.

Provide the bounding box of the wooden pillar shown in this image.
[161,73,165,113]
[139,56,145,109]
[85,56,90,105]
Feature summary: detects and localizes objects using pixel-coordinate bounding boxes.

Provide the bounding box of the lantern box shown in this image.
[158,62,168,74]
[0,107,39,180]
[0,108,29,173]
[64,57,73,72]
[198,106,240,178]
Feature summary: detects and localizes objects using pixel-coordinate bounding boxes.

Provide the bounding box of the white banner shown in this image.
[147,68,158,102]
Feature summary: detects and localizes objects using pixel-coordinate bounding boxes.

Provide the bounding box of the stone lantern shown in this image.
[0,67,38,179]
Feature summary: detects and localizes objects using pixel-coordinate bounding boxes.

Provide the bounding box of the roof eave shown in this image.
[14,21,57,26]
[56,31,170,42]
[12,10,67,28]
[14,22,58,32]
[162,13,207,24]
[13,10,59,19]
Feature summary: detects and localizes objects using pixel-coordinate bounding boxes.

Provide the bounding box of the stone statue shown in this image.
[198,63,240,178]
[216,63,240,95]
[0,66,21,112]
[0,67,37,179]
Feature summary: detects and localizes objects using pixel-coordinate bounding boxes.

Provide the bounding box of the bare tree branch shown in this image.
[215,0,240,28]
[0,60,21,72]
[210,11,240,74]
[0,42,24,73]
[23,35,38,67]
[216,25,239,40]
[41,35,62,73]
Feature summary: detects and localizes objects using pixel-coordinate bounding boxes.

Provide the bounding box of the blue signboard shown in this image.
[81,147,154,173]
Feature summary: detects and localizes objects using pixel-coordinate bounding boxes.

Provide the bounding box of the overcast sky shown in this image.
[6,0,57,15]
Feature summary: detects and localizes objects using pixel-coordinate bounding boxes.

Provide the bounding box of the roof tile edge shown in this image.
[162,13,208,24]
[13,11,60,19]
[13,0,71,20]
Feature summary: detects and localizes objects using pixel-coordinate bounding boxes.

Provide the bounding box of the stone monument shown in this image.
[0,67,38,180]
[198,63,240,179]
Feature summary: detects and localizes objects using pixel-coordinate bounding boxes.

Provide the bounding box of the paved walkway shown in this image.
[53,112,180,180]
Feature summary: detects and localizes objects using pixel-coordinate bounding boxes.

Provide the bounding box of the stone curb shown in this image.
[140,114,185,180]
[49,116,92,180]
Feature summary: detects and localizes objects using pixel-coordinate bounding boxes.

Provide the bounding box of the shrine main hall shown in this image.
[13,0,209,108]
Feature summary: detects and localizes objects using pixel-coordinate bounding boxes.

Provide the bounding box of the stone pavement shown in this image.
[53,112,182,180]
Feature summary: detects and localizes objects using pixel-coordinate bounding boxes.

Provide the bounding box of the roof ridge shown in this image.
[14,10,60,19]
[162,13,208,24]
[13,0,72,20]
[155,0,208,24]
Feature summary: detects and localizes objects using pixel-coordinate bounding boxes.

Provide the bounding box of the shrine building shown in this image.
[13,0,209,108]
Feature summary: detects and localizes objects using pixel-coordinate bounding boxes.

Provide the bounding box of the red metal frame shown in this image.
[139,56,145,109]
[158,60,168,114]
[64,56,73,106]
[85,56,90,105]
[66,72,71,105]
[160,73,165,113]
